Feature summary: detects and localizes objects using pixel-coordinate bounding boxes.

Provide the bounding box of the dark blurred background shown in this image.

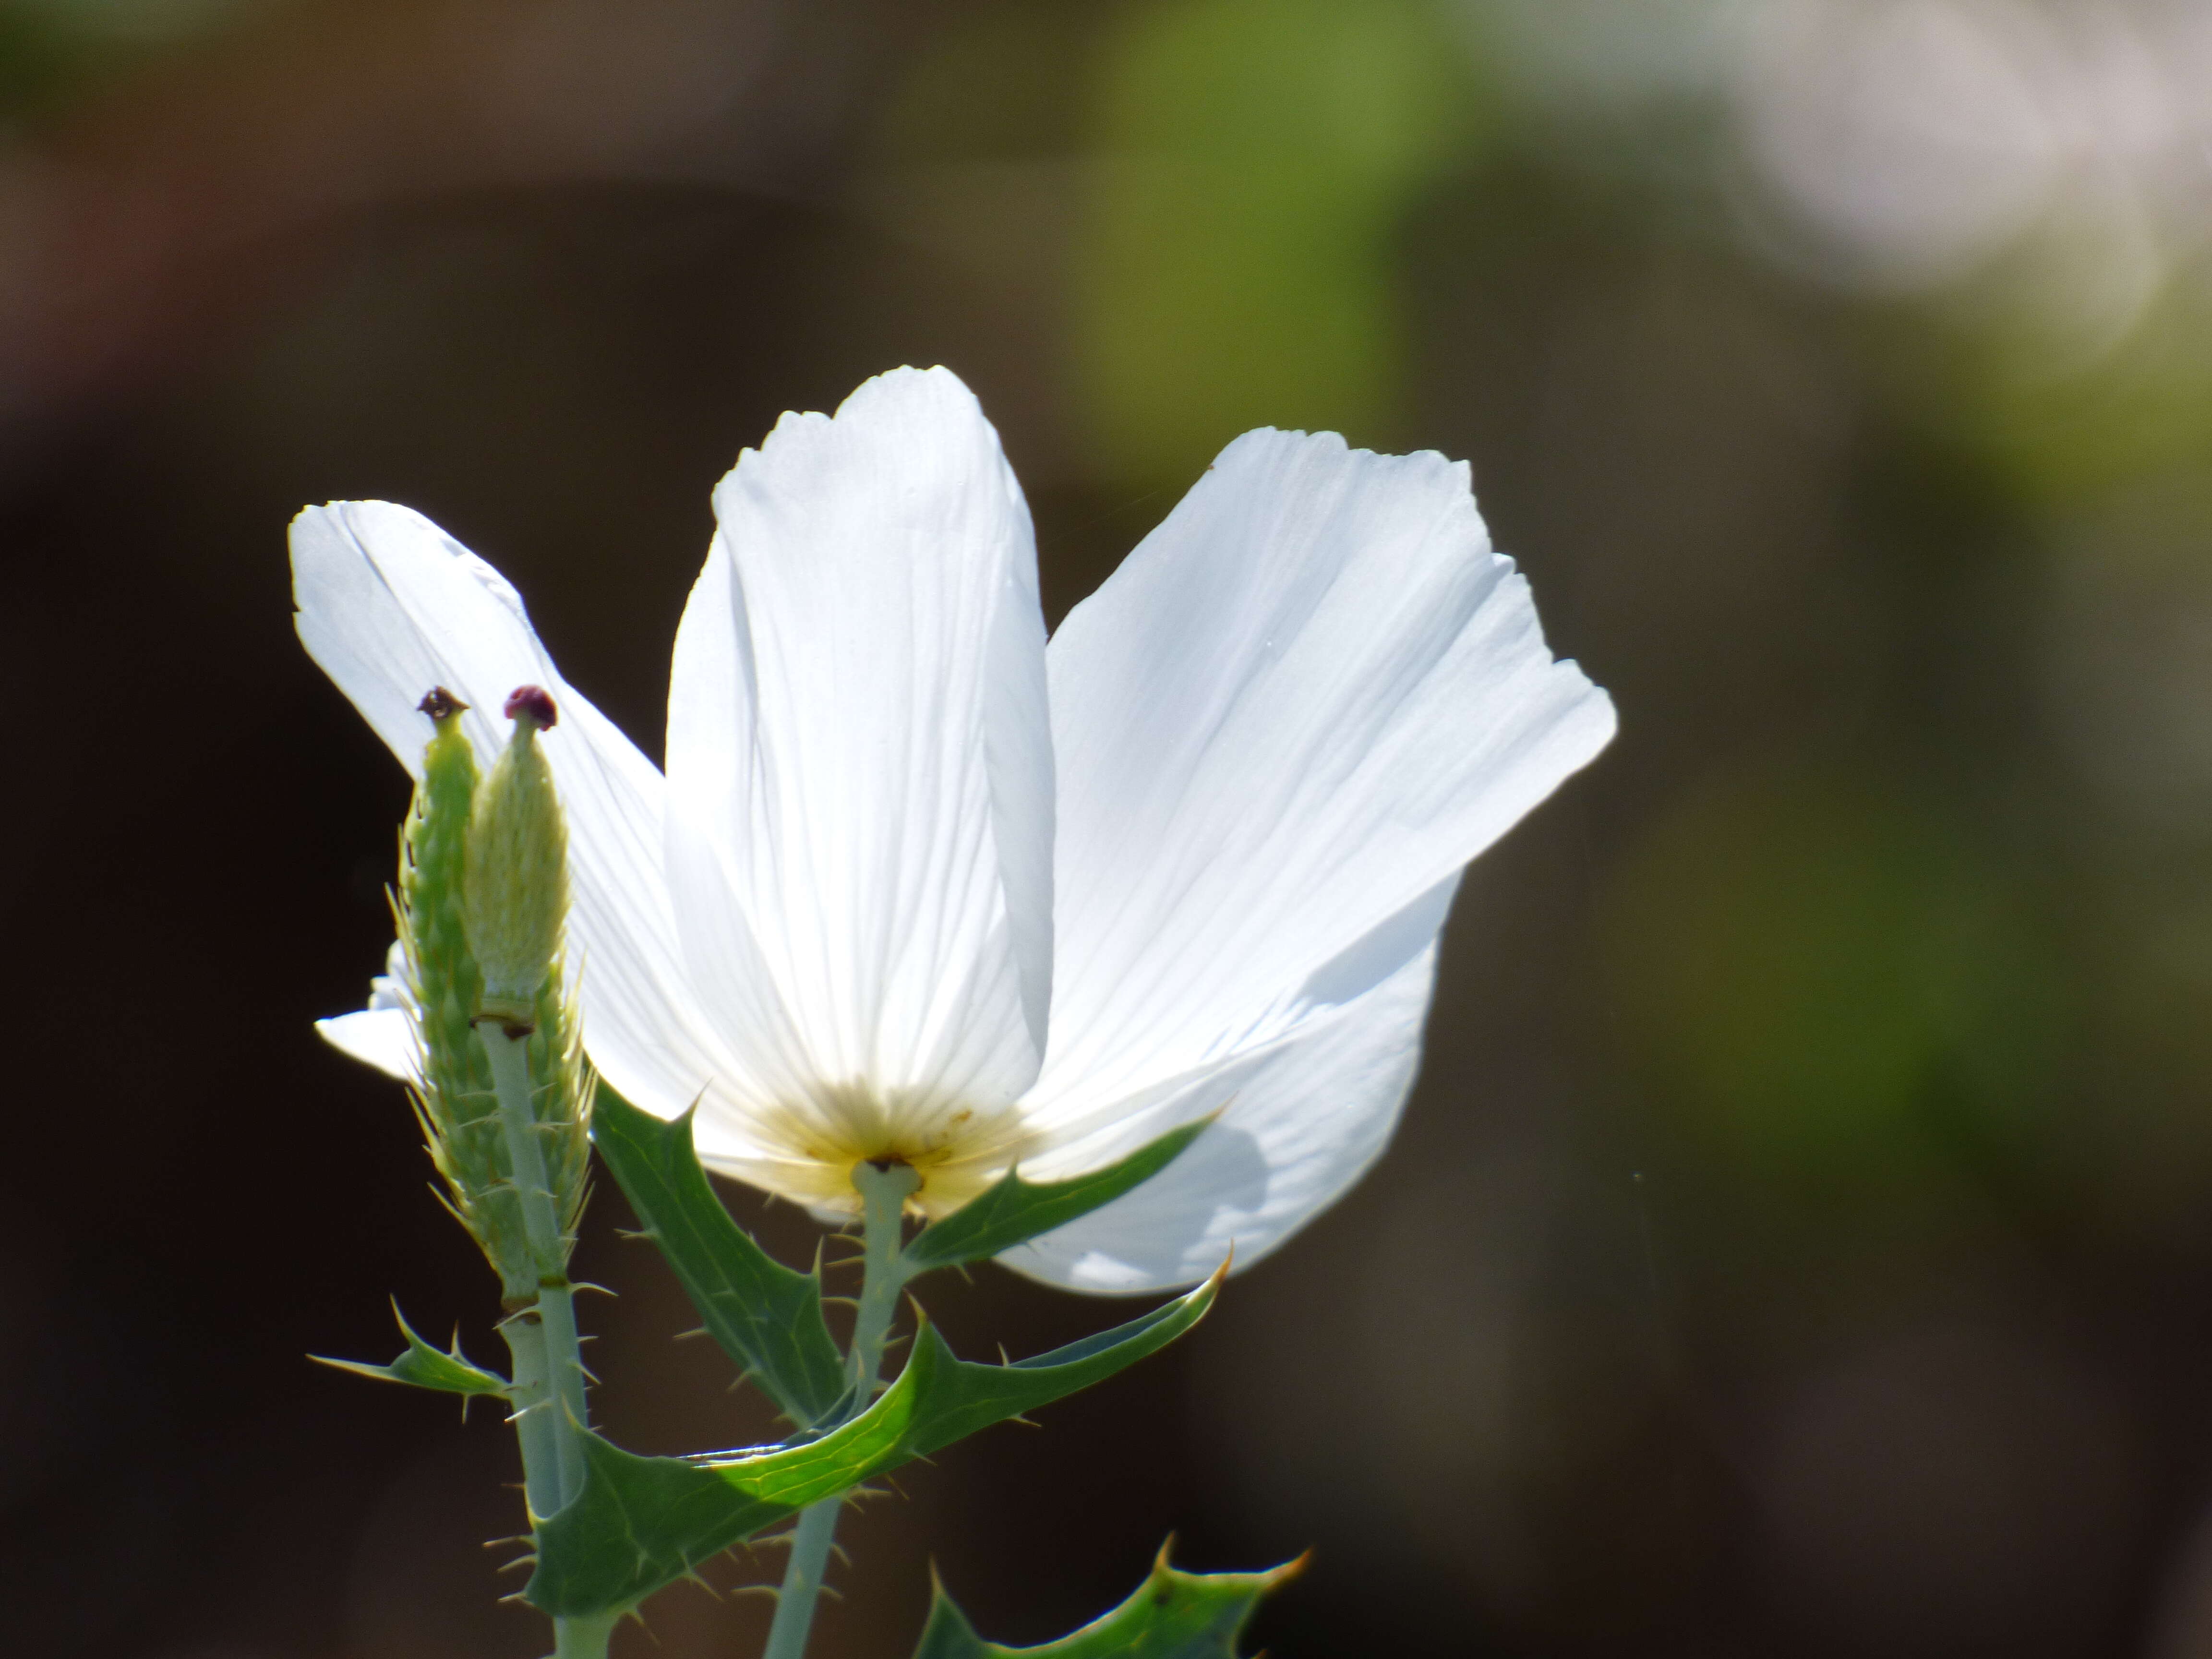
[6,0,2212,1654]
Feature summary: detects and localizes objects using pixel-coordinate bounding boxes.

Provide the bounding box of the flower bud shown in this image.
[406,687,482,1086]
[385,687,590,1298]
[397,690,533,1299]
[464,687,570,1030]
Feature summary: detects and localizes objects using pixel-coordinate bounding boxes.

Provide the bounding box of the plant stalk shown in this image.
[761,1159,919,1659]
[483,1021,601,1659]
[553,1612,622,1658]
[499,1307,563,1521]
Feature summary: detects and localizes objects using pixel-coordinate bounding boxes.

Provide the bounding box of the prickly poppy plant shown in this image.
[297,367,1612,1658]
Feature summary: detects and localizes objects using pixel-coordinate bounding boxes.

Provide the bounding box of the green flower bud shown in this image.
[393,687,591,1300]
[403,688,482,1097]
[397,689,531,1299]
[464,687,570,1030]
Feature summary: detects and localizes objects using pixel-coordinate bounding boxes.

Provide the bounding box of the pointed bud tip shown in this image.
[504,686,558,729]
[419,686,470,721]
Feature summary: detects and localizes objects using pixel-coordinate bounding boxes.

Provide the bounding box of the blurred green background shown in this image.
[6,0,2212,1655]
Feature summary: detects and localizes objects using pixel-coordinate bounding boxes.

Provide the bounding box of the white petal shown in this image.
[1030,429,1613,1132]
[666,367,1054,1118]
[290,503,753,1135]
[367,938,411,1010]
[316,1007,418,1081]
[998,903,1447,1294]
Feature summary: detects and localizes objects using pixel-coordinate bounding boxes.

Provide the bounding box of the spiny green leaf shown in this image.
[902,1120,1209,1274]
[913,1540,1305,1658]
[313,1302,510,1399]
[591,1083,845,1427]
[526,1266,1225,1618]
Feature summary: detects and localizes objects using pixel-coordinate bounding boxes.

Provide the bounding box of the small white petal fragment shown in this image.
[316,1007,418,1082]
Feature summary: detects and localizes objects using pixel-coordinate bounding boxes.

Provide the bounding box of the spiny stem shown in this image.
[499,1308,562,1521]
[534,1263,589,1499]
[763,1499,841,1659]
[553,1612,621,1658]
[846,1164,919,1396]
[762,1160,919,1659]
[483,1021,601,1659]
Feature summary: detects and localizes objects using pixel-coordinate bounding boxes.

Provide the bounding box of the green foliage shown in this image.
[913,1542,1303,1658]
[313,1303,510,1400]
[591,1085,848,1428]
[526,1270,1223,1618]
[902,1120,1209,1273]
[597,1081,1211,1431]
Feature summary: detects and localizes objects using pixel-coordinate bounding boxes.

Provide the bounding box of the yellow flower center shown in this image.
[754,1080,1037,1218]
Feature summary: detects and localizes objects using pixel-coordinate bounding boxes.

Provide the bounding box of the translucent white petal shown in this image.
[1030,429,1614,1133]
[315,1007,418,1082]
[998,912,1446,1294]
[289,503,760,1137]
[666,367,1054,1124]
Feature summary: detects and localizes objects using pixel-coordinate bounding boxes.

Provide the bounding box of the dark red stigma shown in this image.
[505,685,559,729]
[418,686,469,721]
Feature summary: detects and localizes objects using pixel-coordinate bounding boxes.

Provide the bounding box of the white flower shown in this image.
[296,367,1614,1293]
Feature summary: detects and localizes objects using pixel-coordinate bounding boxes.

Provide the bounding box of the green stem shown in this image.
[554,1613,621,1658]
[534,1264,589,1496]
[482,1021,602,1659]
[484,1023,589,1495]
[844,1163,919,1396]
[762,1499,842,1659]
[761,1160,919,1659]
[499,1307,562,1521]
